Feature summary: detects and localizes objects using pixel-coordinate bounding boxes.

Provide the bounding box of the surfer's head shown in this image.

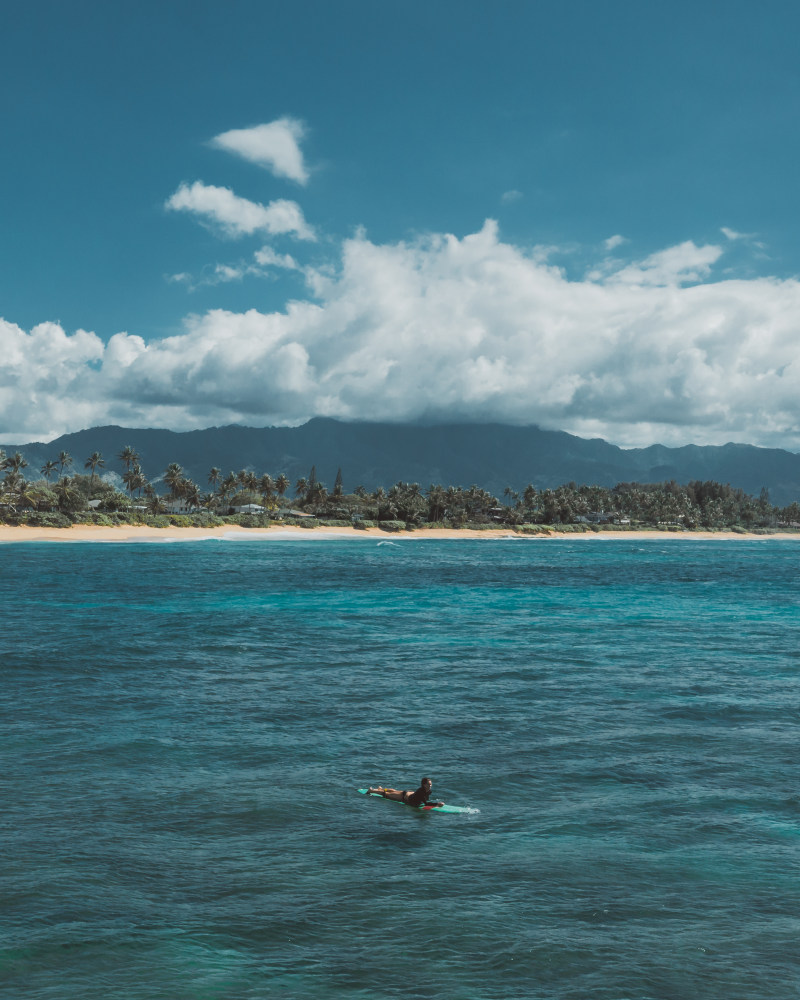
[421,777,432,789]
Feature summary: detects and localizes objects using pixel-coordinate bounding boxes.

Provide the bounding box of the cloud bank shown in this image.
[3,221,800,450]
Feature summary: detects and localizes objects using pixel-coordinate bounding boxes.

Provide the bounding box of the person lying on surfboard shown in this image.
[367,776,444,808]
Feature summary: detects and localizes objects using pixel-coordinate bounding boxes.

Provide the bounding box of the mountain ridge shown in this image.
[4,418,800,505]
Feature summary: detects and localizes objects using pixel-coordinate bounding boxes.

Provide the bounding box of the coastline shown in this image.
[1,524,798,543]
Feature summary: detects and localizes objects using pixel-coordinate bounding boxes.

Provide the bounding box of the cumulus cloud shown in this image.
[165,181,315,240]
[501,189,523,204]
[211,118,309,184]
[3,222,800,450]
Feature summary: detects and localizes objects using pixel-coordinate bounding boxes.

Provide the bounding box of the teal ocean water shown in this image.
[3,537,799,999]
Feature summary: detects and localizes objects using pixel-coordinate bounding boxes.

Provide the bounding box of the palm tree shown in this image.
[58,451,73,477]
[55,476,84,513]
[183,480,201,510]
[164,463,185,500]
[198,492,217,511]
[134,464,148,496]
[144,485,165,515]
[8,480,43,512]
[259,473,275,510]
[307,482,328,508]
[2,469,24,493]
[5,452,28,477]
[294,477,308,501]
[208,467,221,492]
[426,484,446,523]
[220,472,237,506]
[41,460,59,482]
[275,474,290,500]
[117,446,139,472]
[84,452,105,491]
[123,463,147,498]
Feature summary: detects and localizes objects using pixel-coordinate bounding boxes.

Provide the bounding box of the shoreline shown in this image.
[1,524,799,543]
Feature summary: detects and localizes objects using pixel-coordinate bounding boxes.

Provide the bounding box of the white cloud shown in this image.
[608,241,723,286]
[211,118,309,184]
[4,223,800,451]
[254,246,299,270]
[604,234,627,250]
[165,247,301,291]
[213,263,247,282]
[501,189,522,204]
[165,181,315,240]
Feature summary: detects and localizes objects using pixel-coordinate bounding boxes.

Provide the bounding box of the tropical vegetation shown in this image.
[1,445,799,532]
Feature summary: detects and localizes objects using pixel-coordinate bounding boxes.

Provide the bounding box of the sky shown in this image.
[2,1,800,450]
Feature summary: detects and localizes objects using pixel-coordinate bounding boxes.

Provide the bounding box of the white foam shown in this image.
[220,530,366,541]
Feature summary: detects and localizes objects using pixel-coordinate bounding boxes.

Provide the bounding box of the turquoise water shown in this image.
[3,537,799,999]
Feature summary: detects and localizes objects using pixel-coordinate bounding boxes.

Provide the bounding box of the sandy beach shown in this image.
[0,524,797,543]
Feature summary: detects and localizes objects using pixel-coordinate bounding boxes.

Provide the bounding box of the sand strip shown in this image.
[0,524,797,543]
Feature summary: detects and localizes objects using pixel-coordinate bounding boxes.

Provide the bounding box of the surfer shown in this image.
[367,776,444,807]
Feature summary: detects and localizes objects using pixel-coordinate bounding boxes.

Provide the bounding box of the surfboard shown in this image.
[358,788,476,814]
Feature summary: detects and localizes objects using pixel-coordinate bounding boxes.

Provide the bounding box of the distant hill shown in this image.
[5,418,800,505]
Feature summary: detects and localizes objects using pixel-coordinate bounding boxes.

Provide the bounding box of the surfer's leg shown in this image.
[378,788,406,801]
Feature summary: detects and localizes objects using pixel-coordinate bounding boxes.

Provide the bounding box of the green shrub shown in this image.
[17,511,73,528]
[167,515,191,527]
[317,519,352,527]
[189,513,225,527]
[223,513,271,528]
[119,511,149,525]
[96,491,131,512]
[378,520,407,532]
[145,515,171,528]
[71,512,115,526]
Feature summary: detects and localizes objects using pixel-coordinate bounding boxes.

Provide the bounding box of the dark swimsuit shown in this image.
[404,786,430,807]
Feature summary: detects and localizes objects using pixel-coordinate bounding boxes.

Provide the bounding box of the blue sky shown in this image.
[2,1,800,449]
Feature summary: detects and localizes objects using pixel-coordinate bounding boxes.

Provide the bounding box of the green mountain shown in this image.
[6,418,800,504]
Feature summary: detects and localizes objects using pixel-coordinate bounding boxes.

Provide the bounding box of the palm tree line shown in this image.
[1,444,799,529]
[0,445,298,518]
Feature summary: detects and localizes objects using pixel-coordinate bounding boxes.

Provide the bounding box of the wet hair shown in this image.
[421,777,431,784]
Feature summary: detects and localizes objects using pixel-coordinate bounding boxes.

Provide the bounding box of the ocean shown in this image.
[3,537,799,999]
